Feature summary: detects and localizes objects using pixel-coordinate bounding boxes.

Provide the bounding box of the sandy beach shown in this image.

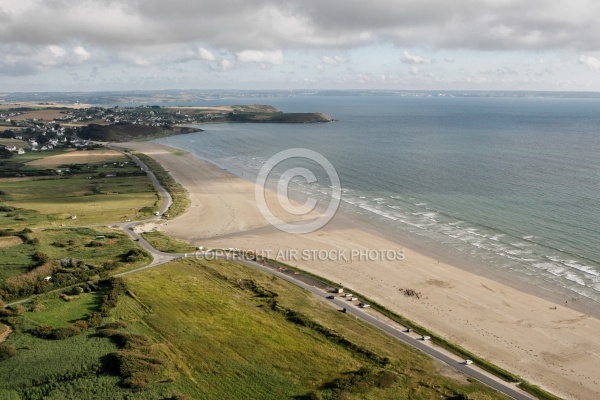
[125,141,600,399]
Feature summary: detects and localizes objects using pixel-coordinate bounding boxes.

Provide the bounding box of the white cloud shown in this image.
[220,59,234,70]
[236,50,283,64]
[580,55,600,70]
[321,55,347,65]
[198,47,215,61]
[73,46,90,61]
[47,45,66,58]
[401,51,431,64]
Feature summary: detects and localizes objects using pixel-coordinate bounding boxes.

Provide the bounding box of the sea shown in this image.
[150,91,600,310]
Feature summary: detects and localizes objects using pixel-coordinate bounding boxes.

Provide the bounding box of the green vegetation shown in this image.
[134,153,190,219]
[32,227,150,271]
[139,230,196,253]
[226,111,335,123]
[0,227,150,301]
[114,259,505,399]
[79,124,200,142]
[0,255,522,399]
[24,292,101,327]
[0,151,159,227]
[0,279,178,399]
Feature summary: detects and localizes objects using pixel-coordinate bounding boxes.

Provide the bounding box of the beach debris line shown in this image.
[399,288,423,299]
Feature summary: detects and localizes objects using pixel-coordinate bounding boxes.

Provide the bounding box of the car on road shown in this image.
[464,359,473,365]
[326,295,335,299]
[422,335,431,340]
[358,303,370,308]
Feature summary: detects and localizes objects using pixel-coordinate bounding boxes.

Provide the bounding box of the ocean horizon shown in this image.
[153,92,600,310]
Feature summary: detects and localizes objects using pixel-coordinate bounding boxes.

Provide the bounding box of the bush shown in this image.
[0,344,17,361]
[122,248,147,263]
[32,251,50,265]
[102,260,121,271]
[115,351,163,388]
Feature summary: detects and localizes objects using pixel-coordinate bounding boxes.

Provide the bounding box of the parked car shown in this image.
[358,303,370,308]
[422,335,431,340]
[464,359,473,365]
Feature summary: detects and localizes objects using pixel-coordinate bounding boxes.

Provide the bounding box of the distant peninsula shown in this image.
[0,103,335,143]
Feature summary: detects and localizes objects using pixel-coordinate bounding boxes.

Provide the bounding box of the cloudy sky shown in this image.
[2,0,600,92]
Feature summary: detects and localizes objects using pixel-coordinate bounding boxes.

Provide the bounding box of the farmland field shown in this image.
[0,152,160,228]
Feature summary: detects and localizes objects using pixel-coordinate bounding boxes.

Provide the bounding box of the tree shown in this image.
[0,148,13,159]
[0,130,14,139]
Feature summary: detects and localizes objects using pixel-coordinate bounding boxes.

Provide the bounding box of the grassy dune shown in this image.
[0,259,506,399]
[139,230,196,253]
[120,259,506,400]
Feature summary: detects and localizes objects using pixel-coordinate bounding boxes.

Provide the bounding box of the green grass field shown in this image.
[0,149,161,228]
[0,227,150,293]
[118,259,506,400]
[24,292,102,327]
[139,230,196,253]
[0,242,36,282]
[0,258,507,399]
[0,175,159,228]
[32,227,150,270]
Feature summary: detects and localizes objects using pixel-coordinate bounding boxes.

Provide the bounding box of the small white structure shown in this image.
[44,276,52,281]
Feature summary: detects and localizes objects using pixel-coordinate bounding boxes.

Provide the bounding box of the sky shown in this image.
[2,0,600,92]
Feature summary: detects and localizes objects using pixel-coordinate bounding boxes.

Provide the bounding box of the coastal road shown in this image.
[228,254,534,400]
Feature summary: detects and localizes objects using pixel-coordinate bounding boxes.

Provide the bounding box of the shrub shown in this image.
[52,325,81,340]
[30,302,46,312]
[86,311,103,327]
[32,251,50,265]
[122,248,148,263]
[101,321,128,330]
[0,344,17,361]
[102,260,121,271]
[115,351,163,388]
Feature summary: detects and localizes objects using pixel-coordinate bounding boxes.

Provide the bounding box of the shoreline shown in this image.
[156,138,600,319]
[124,140,600,400]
